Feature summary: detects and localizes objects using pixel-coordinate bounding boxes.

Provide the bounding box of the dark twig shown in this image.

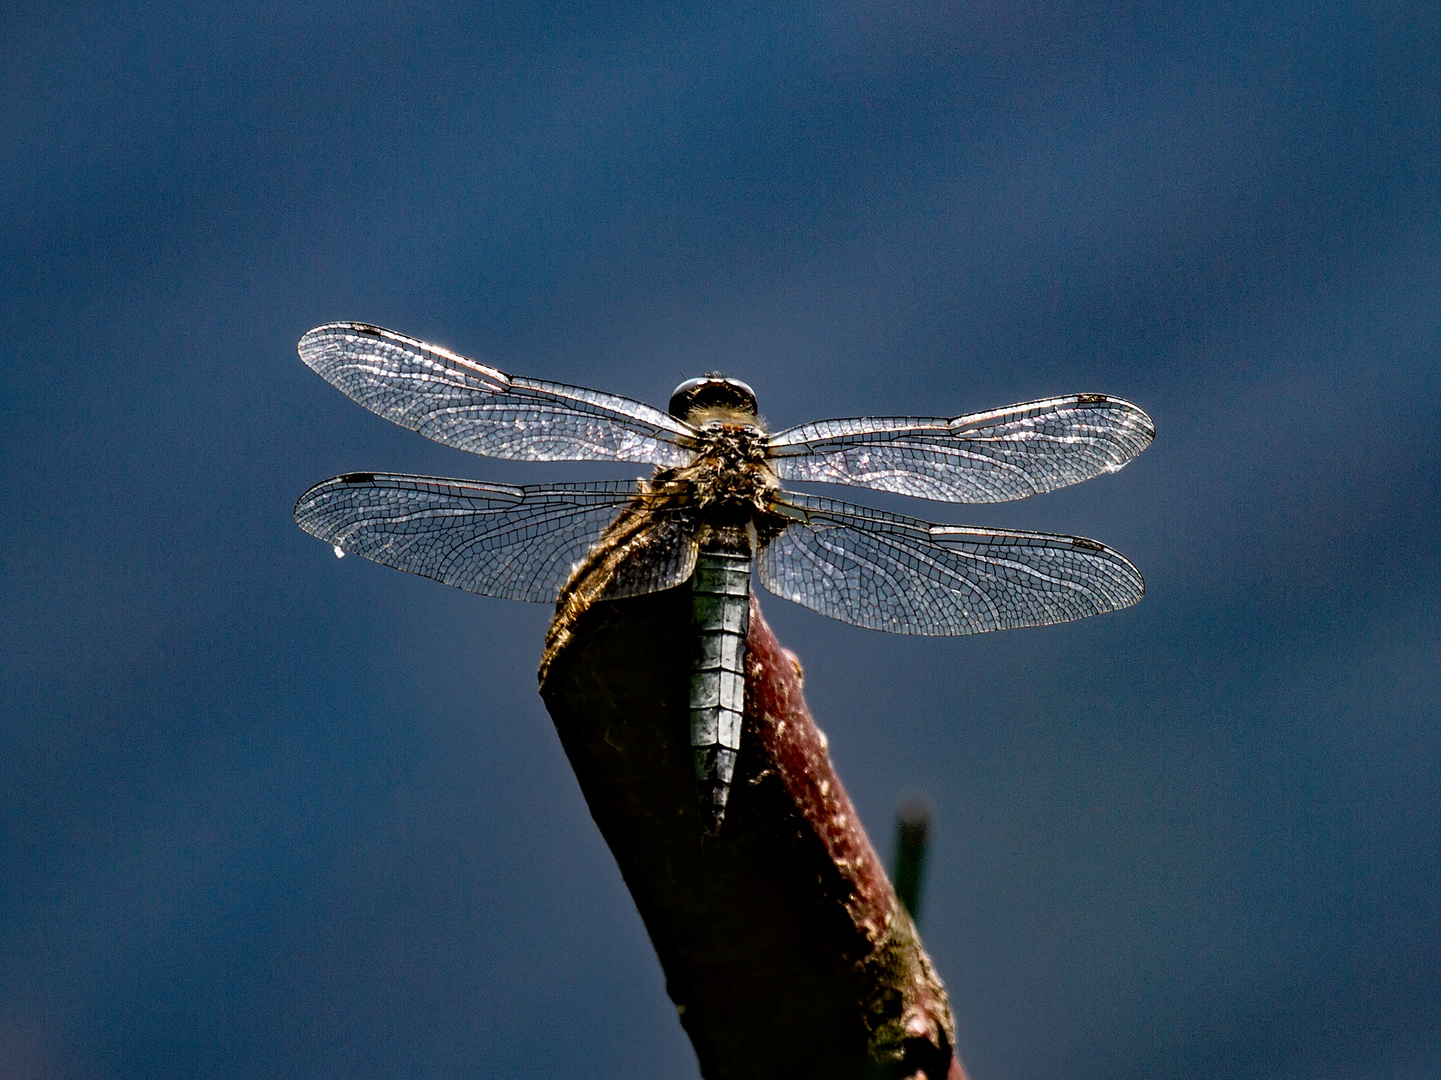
[893,796,933,927]
[540,587,966,1080]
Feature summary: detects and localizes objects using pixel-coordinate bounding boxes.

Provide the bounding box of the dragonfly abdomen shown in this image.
[690,550,751,836]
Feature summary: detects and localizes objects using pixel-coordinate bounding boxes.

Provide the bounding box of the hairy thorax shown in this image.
[540,413,782,681]
[657,418,782,543]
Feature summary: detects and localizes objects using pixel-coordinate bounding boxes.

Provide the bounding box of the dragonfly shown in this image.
[294,322,1153,834]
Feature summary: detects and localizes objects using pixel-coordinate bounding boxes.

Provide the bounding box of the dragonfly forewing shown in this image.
[767,394,1155,503]
[299,323,697,466]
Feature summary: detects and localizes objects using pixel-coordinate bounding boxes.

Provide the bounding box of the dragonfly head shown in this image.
[669,375,759,422]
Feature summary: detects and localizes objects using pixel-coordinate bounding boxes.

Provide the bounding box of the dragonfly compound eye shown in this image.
[669,376,759,420]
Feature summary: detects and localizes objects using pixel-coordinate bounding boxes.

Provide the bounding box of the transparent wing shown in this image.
[767,394,1154,503]
[299,323,696,467]
[758,493,1143,635]
[294,474,697,603]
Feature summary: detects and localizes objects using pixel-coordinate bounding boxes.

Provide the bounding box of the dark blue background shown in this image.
[3,3,1438,1076]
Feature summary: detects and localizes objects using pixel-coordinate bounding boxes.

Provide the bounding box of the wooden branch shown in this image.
[540,586,967,1080]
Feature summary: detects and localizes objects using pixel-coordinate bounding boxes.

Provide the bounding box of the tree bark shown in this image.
[540,585,966,1080]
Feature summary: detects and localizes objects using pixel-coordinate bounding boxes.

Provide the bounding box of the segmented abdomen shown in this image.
[690,551,751,835]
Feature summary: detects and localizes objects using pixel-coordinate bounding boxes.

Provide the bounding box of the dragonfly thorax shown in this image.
[648,421,782,540]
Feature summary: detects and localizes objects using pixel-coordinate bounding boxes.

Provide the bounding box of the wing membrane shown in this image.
[767,395,1154,503]
[299,323,696,466]
[759,493,1143,635]
[294,474,696,603]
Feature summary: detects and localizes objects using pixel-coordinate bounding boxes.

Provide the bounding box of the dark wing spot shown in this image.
[1076,393,1110,405]
[1071,537,1104,551]
[340,472,376,484]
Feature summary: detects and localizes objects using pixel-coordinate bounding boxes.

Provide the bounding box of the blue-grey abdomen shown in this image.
[690,551,751,834]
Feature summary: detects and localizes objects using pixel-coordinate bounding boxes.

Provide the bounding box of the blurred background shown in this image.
[3,2,1438,1077]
